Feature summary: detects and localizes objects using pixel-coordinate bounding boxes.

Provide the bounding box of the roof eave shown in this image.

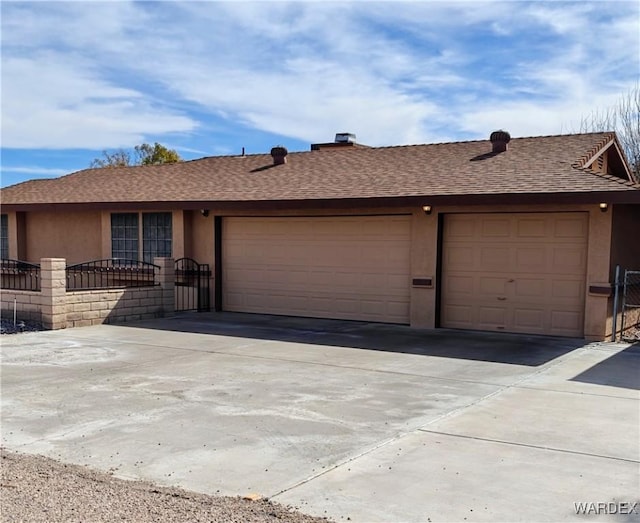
[2,190,639,213]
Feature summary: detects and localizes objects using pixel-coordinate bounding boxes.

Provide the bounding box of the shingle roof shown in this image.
[2,132,638,208]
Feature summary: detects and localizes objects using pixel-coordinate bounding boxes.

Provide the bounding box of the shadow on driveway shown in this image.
[131,311,587,367]
[570,343,640,390]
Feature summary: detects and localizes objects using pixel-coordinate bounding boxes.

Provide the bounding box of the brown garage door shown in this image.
[223,216,411,323]
[441,212,588,337]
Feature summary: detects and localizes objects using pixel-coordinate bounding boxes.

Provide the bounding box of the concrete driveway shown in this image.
[1,312,638,522]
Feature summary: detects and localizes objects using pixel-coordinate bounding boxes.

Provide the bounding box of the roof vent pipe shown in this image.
[490,130,511,153]
[271,146,288,165]
[335,132,356,144]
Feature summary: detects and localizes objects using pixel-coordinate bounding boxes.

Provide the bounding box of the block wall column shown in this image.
[40,258,67,330]
[155,257,175,317]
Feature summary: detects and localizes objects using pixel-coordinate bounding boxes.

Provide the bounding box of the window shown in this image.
[111,212,172,262]
[111,213,139,260]
[0,214,8,259]
[143,213,172,263]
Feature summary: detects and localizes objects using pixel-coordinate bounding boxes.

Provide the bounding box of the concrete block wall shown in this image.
[0,289,42,323]
[65,287,165,328]
[41,258,67,330]
[1,257,174,330]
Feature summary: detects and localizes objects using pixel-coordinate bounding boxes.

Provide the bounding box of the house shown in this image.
[1,131,639,340]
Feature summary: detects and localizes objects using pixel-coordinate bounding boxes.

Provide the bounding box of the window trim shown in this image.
[110,212,172,262]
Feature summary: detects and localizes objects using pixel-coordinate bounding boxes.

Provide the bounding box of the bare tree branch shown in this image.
[577,84,640,182]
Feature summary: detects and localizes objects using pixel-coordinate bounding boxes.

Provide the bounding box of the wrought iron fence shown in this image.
[66,259,159,291]
[0,259,41,291]
[620,269,640,342]
[175,257,211,312]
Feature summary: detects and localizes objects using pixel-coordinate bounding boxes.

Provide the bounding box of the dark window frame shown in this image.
[0,214,9,259]
[110,212,172,262]
[142,212,172,263]
[111,213,139,260]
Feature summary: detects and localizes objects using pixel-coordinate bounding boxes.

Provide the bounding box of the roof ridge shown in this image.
[303,131,615,152]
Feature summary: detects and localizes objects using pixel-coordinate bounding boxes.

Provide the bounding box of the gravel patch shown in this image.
[0,318,44,335]
[0,449,332,523]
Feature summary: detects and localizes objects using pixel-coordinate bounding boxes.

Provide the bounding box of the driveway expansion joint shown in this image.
[416,429,640,464]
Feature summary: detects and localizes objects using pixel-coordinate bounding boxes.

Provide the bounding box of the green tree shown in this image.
[89,143,182,168]
[134,142,182,165]
[577,84,640,182]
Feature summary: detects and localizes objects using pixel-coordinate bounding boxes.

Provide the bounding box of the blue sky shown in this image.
[1,0,638,188]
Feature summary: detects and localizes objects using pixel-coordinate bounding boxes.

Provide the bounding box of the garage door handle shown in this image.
[497,297,507,301]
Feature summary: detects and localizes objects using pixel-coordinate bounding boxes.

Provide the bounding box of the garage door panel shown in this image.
[446,275,474,295]
[479,277,508,295]
[443,304,473,326]
[482,218,511,237]
[361,300,387,315]
[552,280,584,299]
[446,246,475,269]
[223,216,411,323]
[387,300,410,317]
[480,246,511,270]
[513,308,544,329]
[552,247,586,272]
[551,310,582,333]
[555,217,588,238]
[514,278,545,297]
[515,247,546,269]
[478,306,508,326]
[442,212,587,337]
[387,273,411,289]
[517,218,547,237]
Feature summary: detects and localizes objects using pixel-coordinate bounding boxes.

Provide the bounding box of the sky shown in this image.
[1,0,639,188]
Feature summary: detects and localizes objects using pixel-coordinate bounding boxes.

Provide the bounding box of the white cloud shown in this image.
[1,166,69,176]
[1,54,196,148]
[1,0,638,153]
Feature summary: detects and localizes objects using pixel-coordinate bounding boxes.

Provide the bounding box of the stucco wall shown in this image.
[5,203,626,340]
[188,211,215,308]
[25,211,102,264]
[189,211,214,266]
[610,204,640,274]
[607,204,640,339]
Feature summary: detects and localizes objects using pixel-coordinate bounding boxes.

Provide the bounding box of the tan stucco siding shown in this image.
[410,210,437,328]
[188,212,214,267]
[607,204,640,340]
[24,211,102,264]
[6,201,624,340]
[610,205,640,275]
[172,210,186,260]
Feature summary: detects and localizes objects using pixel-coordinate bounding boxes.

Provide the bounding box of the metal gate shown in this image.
[620,269,640,341]
[175,258,211,312]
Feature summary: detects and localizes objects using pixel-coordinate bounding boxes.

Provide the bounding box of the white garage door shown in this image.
[223,216,411,323]
[442,212,588,337]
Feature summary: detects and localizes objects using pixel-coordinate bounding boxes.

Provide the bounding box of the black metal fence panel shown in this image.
[621,269,640,341]
[0,259,41,291]
[175,258,211,312]
[66,259,159,291]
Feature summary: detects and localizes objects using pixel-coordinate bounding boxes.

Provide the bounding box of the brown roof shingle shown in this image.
[2,132,638,210]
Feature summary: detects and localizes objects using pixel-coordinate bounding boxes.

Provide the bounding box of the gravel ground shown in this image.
[0,318,44,335]
[0,449,332,523]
